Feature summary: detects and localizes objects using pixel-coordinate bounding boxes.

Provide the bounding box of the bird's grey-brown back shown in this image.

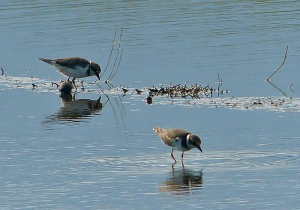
[37,57,101,80]
[54,57,90,69]
[37,57,91,68]
[154,127,190,146]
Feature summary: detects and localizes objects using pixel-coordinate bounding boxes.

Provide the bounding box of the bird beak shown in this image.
[198,146,203,153]
[96,72,100,80]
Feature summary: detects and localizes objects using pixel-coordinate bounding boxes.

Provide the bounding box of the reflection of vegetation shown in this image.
[159,166,203,196]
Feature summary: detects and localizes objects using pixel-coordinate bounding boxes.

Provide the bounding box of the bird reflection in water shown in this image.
[45,93,103,123]
[159,166,203,196]
[43,89,127,128]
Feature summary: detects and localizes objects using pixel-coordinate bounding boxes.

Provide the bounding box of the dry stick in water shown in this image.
[109,48,123,82]
[101,27,118,77]
[266,46,288,81]
[217,73,221,97]
[106,27,123,83]
[217,73,222,85]
[1,68,4,76]
[289,83,294,92]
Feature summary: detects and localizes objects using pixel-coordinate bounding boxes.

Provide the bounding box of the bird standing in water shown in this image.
[154,127,203,164]
[37,57,101,86]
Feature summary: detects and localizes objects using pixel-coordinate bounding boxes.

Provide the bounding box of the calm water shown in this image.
[1,1,300,209]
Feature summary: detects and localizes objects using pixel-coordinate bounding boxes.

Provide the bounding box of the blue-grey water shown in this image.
[1,1,300,209]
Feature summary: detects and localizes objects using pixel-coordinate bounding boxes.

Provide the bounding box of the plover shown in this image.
[154,127,203,164]
[37,57,101,83]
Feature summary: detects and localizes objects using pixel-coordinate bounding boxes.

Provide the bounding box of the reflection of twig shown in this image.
[266,46,288,81]
[289,83,294,92]
[267,80,287,97]
[98,87,125,130]
[113,95,127,130]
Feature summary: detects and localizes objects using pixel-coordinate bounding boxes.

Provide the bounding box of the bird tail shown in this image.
[153,127,163,135]
[36,58,54,65]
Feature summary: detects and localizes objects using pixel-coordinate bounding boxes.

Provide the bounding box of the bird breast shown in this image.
[171,138,189,152]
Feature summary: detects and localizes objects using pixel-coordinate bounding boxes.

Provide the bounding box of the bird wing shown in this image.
[159,128,190,146]
[55,57,89,69]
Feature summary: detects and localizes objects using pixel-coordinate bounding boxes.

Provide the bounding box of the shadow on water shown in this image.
[159,165,203,196]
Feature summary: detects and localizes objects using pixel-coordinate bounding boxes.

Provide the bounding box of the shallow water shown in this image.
[1,1,300,209]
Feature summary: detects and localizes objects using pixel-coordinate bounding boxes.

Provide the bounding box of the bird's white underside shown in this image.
[51,62,90,78]
[171,137,189,152]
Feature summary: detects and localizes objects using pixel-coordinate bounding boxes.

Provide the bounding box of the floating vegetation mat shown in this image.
[152,96,298,112]
[1,75,299,113]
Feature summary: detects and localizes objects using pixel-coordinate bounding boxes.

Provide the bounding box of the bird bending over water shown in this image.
[154,127,203,164]
[37,57,101,84]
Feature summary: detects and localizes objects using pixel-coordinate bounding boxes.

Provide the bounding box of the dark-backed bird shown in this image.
[37,57,101,83]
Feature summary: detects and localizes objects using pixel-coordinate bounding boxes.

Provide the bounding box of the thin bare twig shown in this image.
[101,27,118,77]
[289,83,294,92]
[217,73,221,85]
[217,73,221,97]
[266,46,288,81]
[105,81,114,88]
[109,48,123,82]
[106,27,123,83]
[51,82,59,87]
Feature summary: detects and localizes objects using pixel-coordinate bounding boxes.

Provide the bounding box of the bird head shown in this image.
[188,134,203,152]
[91,62,101,80]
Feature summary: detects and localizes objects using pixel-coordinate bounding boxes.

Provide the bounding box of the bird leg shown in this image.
[181,152,185,166]
[71,78,77,90]
[171,149,177,164]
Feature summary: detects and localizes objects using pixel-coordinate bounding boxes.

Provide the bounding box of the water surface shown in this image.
[1,1,300,209]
